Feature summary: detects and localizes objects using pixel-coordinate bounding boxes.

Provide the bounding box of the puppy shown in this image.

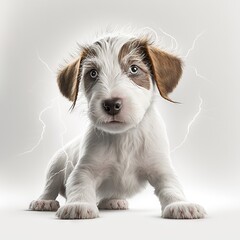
[29,31,206,219]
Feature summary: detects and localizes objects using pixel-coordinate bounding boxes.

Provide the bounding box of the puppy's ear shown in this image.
[146,46,182,102]
[57,58,81,102]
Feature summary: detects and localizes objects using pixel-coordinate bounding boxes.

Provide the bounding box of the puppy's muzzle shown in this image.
[102,98,122,115]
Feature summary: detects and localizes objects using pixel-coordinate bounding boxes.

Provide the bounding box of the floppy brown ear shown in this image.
[146,46,182,102]
[57,58,81,102]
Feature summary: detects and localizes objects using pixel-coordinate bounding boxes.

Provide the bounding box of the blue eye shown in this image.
[89,69,98,79]
[129,65,139,74]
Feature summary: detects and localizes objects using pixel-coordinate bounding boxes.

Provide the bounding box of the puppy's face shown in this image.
[57,35,182,134]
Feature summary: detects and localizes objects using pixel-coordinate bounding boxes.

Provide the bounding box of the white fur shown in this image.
[29,33,206,220]
[29,200,60,211]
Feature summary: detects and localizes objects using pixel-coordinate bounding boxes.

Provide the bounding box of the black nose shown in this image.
[102,98,122,115]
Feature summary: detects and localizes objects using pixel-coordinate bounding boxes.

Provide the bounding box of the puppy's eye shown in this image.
[89,69,98,79]
[129,65,139,74]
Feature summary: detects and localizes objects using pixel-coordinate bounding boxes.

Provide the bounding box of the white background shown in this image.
[0,0,239,239]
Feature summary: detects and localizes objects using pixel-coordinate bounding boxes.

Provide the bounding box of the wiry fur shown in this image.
[29,31,206,220]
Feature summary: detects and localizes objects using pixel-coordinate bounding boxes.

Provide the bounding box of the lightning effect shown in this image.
[56,98,74,169]
[158,27,179,51]
[188,65,212,84]
[140,27,160,43]
[157,28,206,153]
[19,50,74,180]
[18,98,57,156]
[188,65,207,81]
[36,51,70,164]
[183,31,205,59]
[18,51,57,155]
[36,50,55,73]
[171,96,203,153]
[19,51,71,172]
[171,31,206,152]
[43,98,74,182]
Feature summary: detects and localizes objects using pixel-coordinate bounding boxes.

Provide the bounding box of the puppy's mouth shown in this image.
[95,116,133,133]
[100,115,124,124]
[105,120,124,124]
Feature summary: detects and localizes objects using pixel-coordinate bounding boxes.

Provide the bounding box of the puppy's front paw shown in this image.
[56,202,99,219]
[98,199,128,210]
[29,200,60,211]
[162,201,206,219]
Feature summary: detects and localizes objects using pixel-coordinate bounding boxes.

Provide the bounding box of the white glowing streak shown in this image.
[139,26,160,43]
[188,65,208,81]
[183,31,205,59]
[18,99,56,156]
[18,51,58,156]
[163,30,206,153]
[19,52,56,155]
[37,51,73,177]
[36,50,55,74]
[46,102,74,181]
[57,100,74,168]
[158,27,178,50]
[20,50,72,179]
[48,165,66,181]
[171,96,203,153]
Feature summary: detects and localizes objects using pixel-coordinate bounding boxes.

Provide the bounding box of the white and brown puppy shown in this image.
[29,32,206,219]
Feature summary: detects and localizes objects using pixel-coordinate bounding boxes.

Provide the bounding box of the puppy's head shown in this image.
[57,35,182,134]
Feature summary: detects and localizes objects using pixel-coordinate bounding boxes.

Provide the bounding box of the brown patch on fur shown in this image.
[129,68,151,89]
[80,44,101,93]
[83,66,99,93]
[57,58,80,101]
[146,46,182,102]
[57,47,91,108]
[118,38,148,62]
[118,39,151,90]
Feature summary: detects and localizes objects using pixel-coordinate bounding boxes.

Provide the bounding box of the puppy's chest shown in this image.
[106,139,143,176]
[100,147,146,196]
[111,152,138,177]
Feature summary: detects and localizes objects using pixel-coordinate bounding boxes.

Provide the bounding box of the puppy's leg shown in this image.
[29,156,66,211]
[56,162,99,219]
[148,159,206,219]
[29,177,61,211]
[98,198,128,210]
